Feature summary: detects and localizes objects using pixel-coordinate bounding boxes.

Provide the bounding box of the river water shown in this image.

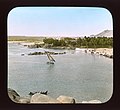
[8,43,113,103]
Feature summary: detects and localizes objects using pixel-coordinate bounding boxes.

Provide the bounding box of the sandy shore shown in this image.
[95,48,113,55]
[8,41,44,45]
[86,48,113,58]
[76,48,113,58]
[8,41,27,43]
[87,48,113,55]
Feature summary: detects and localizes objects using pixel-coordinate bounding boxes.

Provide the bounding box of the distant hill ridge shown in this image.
[95,30,113,37]
[8,30,113,39]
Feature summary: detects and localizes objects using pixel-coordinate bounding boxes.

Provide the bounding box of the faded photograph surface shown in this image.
[8,7,113,104]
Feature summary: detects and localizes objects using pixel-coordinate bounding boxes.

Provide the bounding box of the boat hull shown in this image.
[47,62,54,64]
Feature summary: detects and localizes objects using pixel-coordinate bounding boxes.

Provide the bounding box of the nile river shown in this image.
[8,43,113,103]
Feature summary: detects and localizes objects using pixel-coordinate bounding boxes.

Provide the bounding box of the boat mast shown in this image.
[45,51,55,62]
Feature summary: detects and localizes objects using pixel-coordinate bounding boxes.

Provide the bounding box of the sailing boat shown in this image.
[45,51,55,64]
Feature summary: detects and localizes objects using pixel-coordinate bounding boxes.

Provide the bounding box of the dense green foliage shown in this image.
[8,36,113,48]
[43,37,113,48]
[43,38,66,46]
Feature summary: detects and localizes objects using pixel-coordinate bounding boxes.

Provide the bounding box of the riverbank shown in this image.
[87,48,113,58]
[8,41,113,58]
[76,48,113,58]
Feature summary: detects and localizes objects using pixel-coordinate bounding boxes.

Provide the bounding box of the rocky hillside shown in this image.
[95,30,113,37]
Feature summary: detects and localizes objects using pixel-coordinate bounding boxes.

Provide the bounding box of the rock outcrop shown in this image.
[57,95,75,103]
[30,93,60,103]
[8,88,20,103]
[19,97,30,103]
[28,51,66,55]
[8,88,102,104]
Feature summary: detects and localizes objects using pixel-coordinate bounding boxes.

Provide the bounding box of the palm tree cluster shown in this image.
[43,36,113,48]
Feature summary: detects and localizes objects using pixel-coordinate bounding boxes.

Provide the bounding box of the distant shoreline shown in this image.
[8,41,27,43]
[8,41,113,50]
[8,41,113,59]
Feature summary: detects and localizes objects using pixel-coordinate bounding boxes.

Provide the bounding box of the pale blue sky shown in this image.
[8,7,113,37]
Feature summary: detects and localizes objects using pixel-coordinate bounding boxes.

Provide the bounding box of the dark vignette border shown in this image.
[0,0,120,110]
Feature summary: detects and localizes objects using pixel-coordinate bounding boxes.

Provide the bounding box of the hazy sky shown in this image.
[8,7,113,37]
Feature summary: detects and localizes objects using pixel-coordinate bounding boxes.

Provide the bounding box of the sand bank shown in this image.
[76,48,113,58]
[86,48,113,58]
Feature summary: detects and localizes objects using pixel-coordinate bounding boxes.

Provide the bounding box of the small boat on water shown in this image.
[45,51,55,64]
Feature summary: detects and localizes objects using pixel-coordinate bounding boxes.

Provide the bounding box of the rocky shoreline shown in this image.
[8,88,75,104]
[28,51,66,56]
[27,48,113,59]
[8,88,102,104]
[8,41,113,59]
[85,48,113,59]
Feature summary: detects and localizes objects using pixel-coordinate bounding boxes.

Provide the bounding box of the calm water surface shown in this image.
[8,43,113,103]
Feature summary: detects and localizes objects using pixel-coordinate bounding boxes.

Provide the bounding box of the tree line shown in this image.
[43,36,113,48]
